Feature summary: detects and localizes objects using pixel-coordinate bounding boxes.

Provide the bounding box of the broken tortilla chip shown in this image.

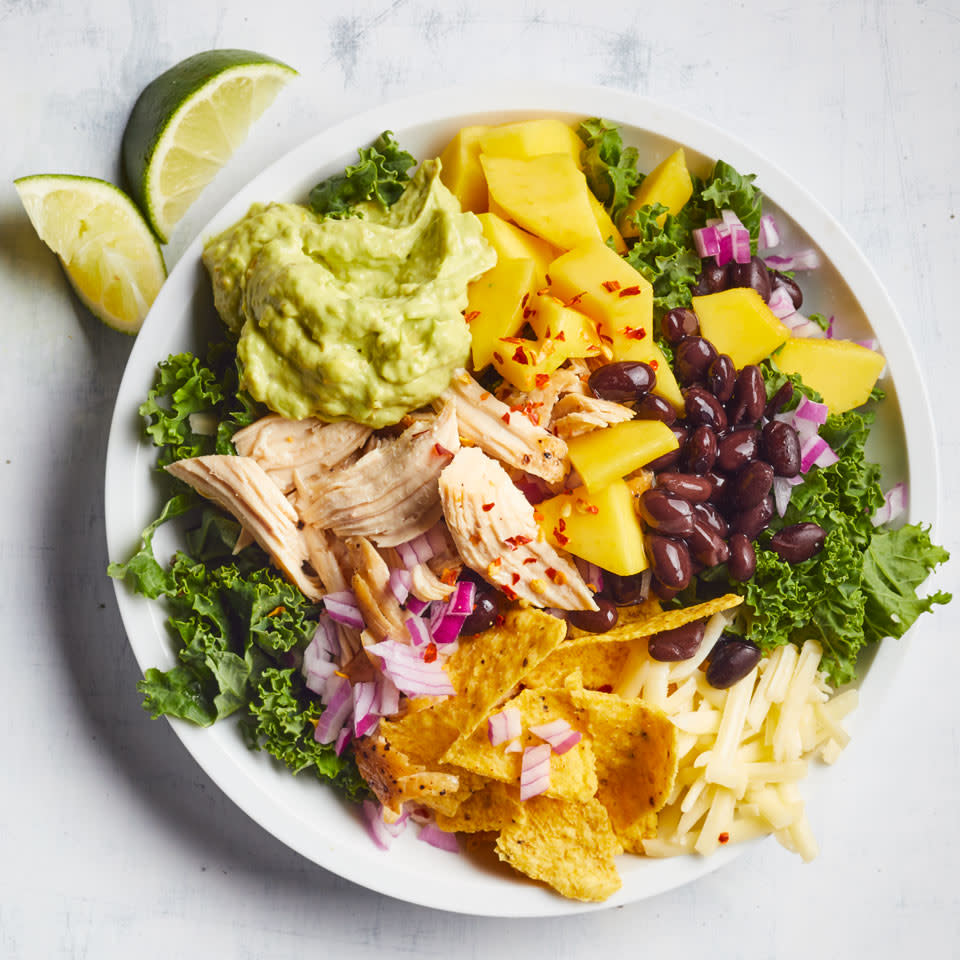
[495,795,623,902]
[520,636,640,690]
[435,781,522,834]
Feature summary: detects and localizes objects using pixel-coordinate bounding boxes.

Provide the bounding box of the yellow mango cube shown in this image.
[537,480,648,577]
[491,338,567,393]
[567,420,679,492]
[477,213,558,287]
[481,153,602,251]
[621,148,694,236]
[587,190,627,253]
[438,125,490,214]
[773,337,886,414]
[479,118,586,168]
[466,258,537,370]
[692,288,791,368]
[527,292,602,360]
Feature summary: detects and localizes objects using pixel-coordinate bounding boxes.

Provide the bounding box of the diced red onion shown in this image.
[575,557,604,592]
[377,676,401,717]
[780,310,810,331]
[826,315,835,338]
[764,249,821,271]
[758,213,781,250]
[366,638,456,697]
[716,231,733,266]
[772,474,803,518]
[447,580,475,616]
[693,224,720,258]
[855,337,880,352]
[790,319,826,339]
[488,706,523,746]
[304,659,337,696]
[405,594,430,616]
[334,725,352,757]
[381,807,410,837]
[505,739,523,754]
[872,481,907,526]
[361,799,394,851]
[388,567,412,606]
[312,615,341,660]
[425,523,448,558]
[352,681,379,737]
[520,744,552,800]
[795,395,829,426]
[417,822,460,853]
[529,719,582,755]
[405,615,431,647]
[731,224,751,264]
[314,675,353,744]
[324,590,365,630]
[395,541,418,569]
[767,285,796,319]
[800,433,840,473]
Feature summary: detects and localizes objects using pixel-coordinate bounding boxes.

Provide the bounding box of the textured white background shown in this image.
[2,0,959,956]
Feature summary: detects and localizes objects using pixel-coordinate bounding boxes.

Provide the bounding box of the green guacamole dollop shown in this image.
[202,160,495,428]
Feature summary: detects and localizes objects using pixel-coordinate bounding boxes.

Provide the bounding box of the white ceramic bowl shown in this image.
[105,85,939,916]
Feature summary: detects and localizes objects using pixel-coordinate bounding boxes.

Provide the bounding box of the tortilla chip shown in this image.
[569,688,679,852]
[442,686,598,802]
[495,795,623,902]
[520,637,642,690]
[435,781,522,833]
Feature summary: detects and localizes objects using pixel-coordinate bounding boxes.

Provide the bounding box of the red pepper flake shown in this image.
[501,584,518,601]
[543,326,552,339]
[423,642,438,664]
[512,346,529,364]
[463,310,480,324]
[599,332,613,344]
[553,527,570,546]
[650,359,659,370]
[557,518,566,532]
[518,401,543,426]
[521,292,530,308]
[523,306,538,322]
[534,373,550,390]
[523,557,537,565]
[585,504,599,515]
[490,557,502,567]
[501,412,511,424]
[495,614,505,626]
[718,832,730,845]
[500,336,524,344]
[565,290,587,306]
[598,684,613,694]
[482,502,495,512]
[622,326,647,340]
[618,284,642,298]
[493,351,504,364]
[267,605,286,618]
[532,510,544,523]
[511,572,521,585]
[433,442,453,457]
[602,279,621,293]
[505,534,533,550]
[545,567,567,585]
[536,285,551,296]
[545,273,552,285]
[440,567,459,585]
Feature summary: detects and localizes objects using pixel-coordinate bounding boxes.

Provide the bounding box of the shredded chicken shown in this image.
[296,404,459,547]
[496,369,586,427]
[551,393,636,439]
[440,370,569,484]
[345,537,409,644]
[438,447,597,611]
[232,414,370,494]
[302,525,352,594]
[165,455,321,599]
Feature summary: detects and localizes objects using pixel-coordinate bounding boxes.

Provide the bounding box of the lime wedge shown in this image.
[14,174,167,334]
[122,49,297,242]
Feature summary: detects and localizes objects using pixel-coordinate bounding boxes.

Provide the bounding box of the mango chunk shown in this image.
[477,213,558,287]
[527,292,602,360]
[692,288,791,368]
[466,258,537,370]
[491,337,567,393]
[773,337,886,414]
[438,125,490,214]
[537,480,648,577]
[567,420,679,492]
[481,153,601,251]
[479,119,586,168]
[587,190,627,253]
[621,148,694,237]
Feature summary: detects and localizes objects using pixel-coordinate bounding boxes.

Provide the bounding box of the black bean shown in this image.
[675,337,718,386]
[764,380,794,419]
[657,472,712,503]
[771,271,803,310]
[728,494,774,540]
[761,420,801,478]
[588,361,655,403]
[706,354,736,403]
[687,519,731,568]
[652,579,682,602]
[728,460,775,511]
[729,365,766,425]
[634,393,677,425]
[638,489,696,536]
[729,255,772,303]
[705,636,762,689]
[461,592,498,635]
[682,425,718,475]
[716,427,761,474]
[684,385,728,432]
[726,533,756,581]
[567,596,619,633]
[769,523,827,564]
[648,619,706,661]
[646,424,687,472]
[693,501,729,538]
[702,260,731,293]
[647,535,693,590]
[603,571,649,607]
[704,470,729,505]
[661,308,699,344]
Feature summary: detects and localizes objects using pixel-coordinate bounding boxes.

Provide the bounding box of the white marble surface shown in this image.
[2,0,958,956]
